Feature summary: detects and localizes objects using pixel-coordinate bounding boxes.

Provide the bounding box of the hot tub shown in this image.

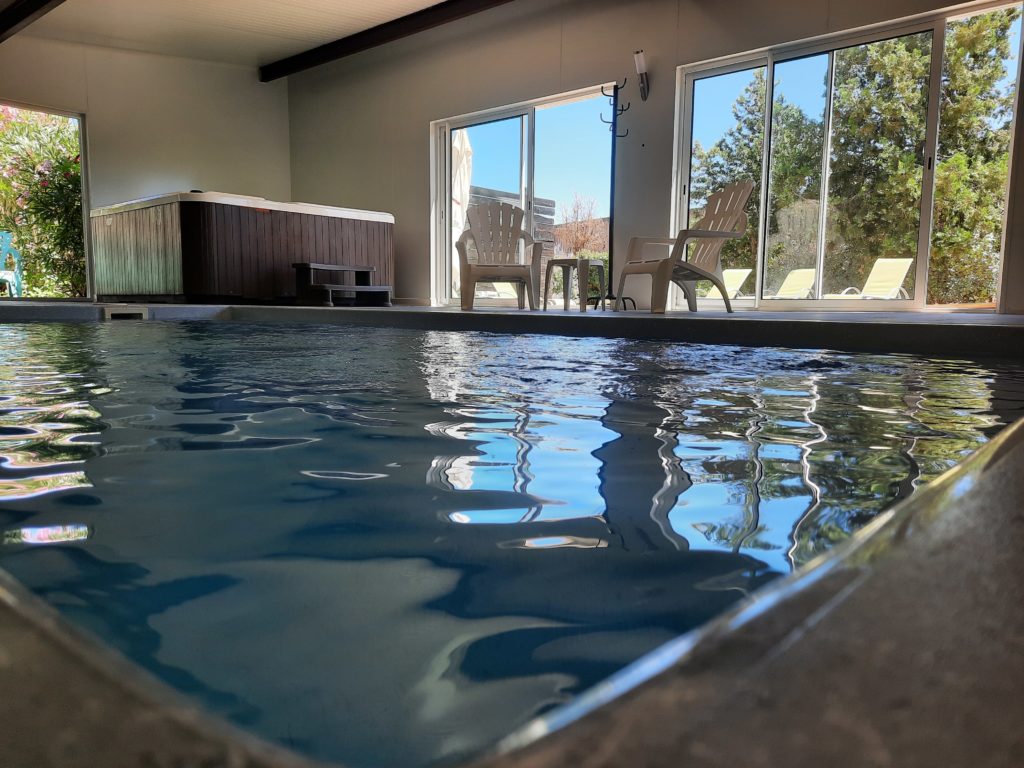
[90,192,395,302]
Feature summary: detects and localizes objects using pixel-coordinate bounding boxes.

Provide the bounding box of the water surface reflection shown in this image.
[0,322,1020,768]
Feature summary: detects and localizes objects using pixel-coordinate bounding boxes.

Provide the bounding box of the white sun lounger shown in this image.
[822,258,914,300]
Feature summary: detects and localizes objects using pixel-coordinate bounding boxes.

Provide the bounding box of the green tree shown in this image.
[825,32,933,295]
[0,106,86,297]
[929,8,1020,304]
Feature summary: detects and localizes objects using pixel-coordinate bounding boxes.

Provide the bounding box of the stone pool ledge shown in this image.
[2,300,1024,359]
[0,373,1022,768]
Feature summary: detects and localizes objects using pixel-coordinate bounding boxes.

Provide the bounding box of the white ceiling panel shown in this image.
[22,0,445,66]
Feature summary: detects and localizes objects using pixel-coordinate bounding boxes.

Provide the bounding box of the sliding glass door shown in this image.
[677,3,1022,310]
[763,54,828,299]
[447,114,527,302]
[928,7,1022,307]
[437,89,614,306]
[681,64,767,305]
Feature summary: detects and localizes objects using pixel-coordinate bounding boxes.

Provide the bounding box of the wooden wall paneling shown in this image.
[315,215,326,266]
[166,203,182,293]
[328,216,340,267]
[239,207,251,298]
[386,224,394,286]
[254,209,267,298]
[229,204,243,296]
[273,210,288,297]
[251,209,263,298]
[202,204,212,294]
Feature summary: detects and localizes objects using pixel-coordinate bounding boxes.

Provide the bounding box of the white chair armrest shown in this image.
[456,230,474,268]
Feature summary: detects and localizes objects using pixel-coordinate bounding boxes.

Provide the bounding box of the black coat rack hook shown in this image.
[600,78,627,99]
[600,78,630,139]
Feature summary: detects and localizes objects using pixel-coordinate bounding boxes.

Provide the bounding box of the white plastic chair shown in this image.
[456,202,542,311]
[614,181,754,313]
[822,258,914,300]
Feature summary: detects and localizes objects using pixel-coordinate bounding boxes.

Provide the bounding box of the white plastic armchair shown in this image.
[614,181,754,313]
[456,202,542,311]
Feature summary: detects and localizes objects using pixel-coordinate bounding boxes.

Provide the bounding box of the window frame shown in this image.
[0,98,93,299]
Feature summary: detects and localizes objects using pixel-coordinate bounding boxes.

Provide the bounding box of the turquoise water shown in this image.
[0,322,1021,767]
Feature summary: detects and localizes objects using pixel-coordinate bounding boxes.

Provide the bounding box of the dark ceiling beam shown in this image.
[0,0,66,44]
[259,0,518,82]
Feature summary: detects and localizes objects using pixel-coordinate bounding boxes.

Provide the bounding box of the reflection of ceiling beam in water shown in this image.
[595,398,691,552]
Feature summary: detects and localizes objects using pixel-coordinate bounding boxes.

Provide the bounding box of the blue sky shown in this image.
[458,94,613,222]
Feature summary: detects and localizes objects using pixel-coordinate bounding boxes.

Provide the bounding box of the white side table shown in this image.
[543,257,607,312]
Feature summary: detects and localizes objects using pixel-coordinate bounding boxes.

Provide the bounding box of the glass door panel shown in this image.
[928,5,1022,307]
[763,54,829,299]
[534,94,613,307]
[686,66,767,302]
[822,32,932,300]
[449,116,525,301]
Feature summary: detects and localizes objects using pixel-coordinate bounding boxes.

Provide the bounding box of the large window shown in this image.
[677,4,1022,309]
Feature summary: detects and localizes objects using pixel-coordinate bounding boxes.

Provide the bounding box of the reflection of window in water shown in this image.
[3,524,91,545]
[662,363,1001,571]
[418,331,1011,571]
[419,332,612,524]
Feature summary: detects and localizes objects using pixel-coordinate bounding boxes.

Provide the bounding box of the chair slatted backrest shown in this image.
[685,180,754,271]
[465,201,527,266]
[861,258,914,299]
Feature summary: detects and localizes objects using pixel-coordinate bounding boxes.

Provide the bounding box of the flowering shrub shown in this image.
[0,106,86,297]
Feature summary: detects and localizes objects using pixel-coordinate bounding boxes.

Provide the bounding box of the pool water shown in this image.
[0,322,1021,767]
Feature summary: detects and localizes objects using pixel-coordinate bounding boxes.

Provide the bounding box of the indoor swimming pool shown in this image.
[0,321,1021,767]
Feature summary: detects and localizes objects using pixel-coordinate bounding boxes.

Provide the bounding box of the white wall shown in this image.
[0,35,291,208]
[287,0,1021,306]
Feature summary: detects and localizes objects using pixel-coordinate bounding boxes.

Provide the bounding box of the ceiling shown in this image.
[20,0,446,66]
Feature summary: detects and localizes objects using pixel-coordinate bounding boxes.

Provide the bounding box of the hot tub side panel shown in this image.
[180,202,394,302]
[92,203,184,300]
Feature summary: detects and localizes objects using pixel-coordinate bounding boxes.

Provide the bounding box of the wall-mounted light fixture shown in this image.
[634,50,649,101]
